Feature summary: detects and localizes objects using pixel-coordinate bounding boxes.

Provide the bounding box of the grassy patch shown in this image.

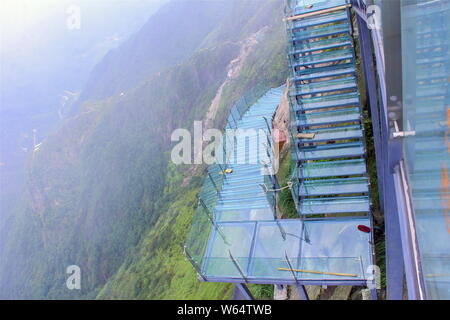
[276,151,297,219]
[248,284,274,300]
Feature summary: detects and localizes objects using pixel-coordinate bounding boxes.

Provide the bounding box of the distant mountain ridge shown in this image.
[77,0,233,105]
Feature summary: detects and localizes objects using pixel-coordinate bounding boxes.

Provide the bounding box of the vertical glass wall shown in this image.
[401,0,450,299]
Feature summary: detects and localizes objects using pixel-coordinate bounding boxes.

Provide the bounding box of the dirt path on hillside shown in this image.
[183,28,269,185]
[203,27,268,131]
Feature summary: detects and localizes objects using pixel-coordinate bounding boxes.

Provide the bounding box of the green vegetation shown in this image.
[97,0,288,300]
[276,151,297,219]
[248,284,274,300]
[0,41,239,299]
[97,164,234,299]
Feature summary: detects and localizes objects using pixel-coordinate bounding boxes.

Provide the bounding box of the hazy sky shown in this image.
[1,0,167,41]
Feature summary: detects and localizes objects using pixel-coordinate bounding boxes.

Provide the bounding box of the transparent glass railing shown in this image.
[189,217,373,281]
[199,256,366,281]
[401,0,450,299]
[185,85,284,275]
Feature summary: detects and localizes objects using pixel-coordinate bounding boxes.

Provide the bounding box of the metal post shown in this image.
[284,251,298,282]
[285,251,309,300]
[208,172,220,195]
[266,132,272,149]
[199,199,229,245]
[263,116,272,136]
[215,157,226,179]
[235,283,254,300]
[243,95,248,109]
[230,108,238,126]
[276,220,287,240]
[223,133,232,165]
[199,198,213,219]
[229,250,248,283]
[296,284,309,301]
[184,246,207,281]
[370,288,378,300]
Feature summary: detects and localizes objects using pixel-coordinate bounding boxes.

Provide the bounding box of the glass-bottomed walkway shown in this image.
[185,0,375,289]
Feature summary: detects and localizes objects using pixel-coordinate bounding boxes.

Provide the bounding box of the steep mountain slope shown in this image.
[0,41,240,299]
[0,0,167,242]
[96,0,287,300]
[0,0,287,299]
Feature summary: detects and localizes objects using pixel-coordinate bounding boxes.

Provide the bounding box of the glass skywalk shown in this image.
[185,0,374,288]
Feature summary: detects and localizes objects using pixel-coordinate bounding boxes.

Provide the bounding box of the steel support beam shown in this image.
[380,108,405,300]
[356,14,385,211]
[393,161,426,300]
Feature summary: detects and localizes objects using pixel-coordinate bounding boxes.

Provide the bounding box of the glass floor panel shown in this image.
[299,126,363,143]
[203,222,257,277]
[297,107,360,126]
[295,77,357,95]
[216,208,274,222]
[299,218,371,279]
[294,48,353,65]
[300,159,367,178]
[291,10,347,29]
[300,196,370,215]
[292,23,349,41]
[295,64,356,81]
[300,177,369,196]
[298,92,360,111]
[299,144,364,160]
[202,218,371,281]
[292,35,352,54]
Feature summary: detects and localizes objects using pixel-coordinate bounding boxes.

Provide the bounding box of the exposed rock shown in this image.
[274,285,288,300]
[288,285,321,300]
[272,80,290,156]
[319,286,353,300]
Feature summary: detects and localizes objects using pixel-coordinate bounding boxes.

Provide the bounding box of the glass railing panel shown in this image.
[185,85,285,279]
[202,222,257,277]
[216,208,274,222]
[299,196,370,215]
[185,205,214,269]
[295,257,365,280]
[301,218,372,278]
[401,0,450,299]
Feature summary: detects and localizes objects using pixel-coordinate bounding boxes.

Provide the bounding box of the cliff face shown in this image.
[0,0,287,299]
